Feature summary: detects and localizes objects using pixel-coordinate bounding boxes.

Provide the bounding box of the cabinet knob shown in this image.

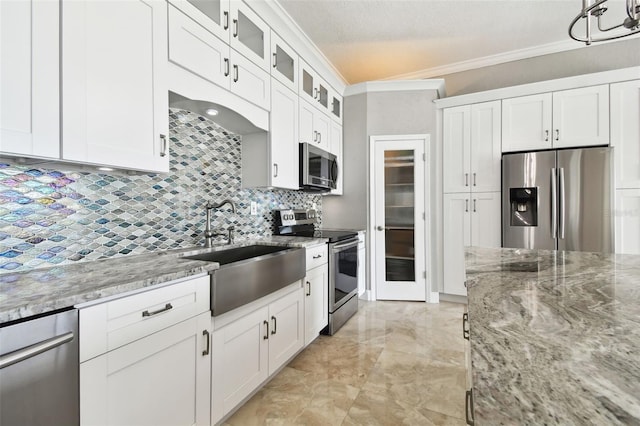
[376,226,384,231]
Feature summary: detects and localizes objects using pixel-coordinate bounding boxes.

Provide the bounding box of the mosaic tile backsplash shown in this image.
[0,108,321,272]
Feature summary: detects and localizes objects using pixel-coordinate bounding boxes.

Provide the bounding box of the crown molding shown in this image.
[382,34,640,81]
[344,79,446,97]
[255,0,348,91]
[433,66,640,109]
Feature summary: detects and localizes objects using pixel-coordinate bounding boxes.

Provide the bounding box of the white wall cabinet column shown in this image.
[443,101,501,297]
[615,189,640,255]
[610,79,640,189]
[0,0,59,159]
[62,0,169,173]
[611,79,640,254]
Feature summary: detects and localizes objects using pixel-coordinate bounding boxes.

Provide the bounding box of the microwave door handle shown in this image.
[331,158,338,183]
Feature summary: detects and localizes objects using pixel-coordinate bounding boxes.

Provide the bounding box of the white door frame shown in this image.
[368,134,436,303]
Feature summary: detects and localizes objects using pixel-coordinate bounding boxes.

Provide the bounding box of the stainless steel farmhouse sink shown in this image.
[182,245,305,316]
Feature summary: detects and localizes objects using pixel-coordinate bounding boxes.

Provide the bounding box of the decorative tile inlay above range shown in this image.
[0,108,321,272]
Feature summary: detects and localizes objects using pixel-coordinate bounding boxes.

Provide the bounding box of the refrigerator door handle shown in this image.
[558,167,565,239]
[551,168,557,239]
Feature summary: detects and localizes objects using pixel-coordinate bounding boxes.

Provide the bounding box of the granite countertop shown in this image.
[465,246,640,425]
[0,237,327,324]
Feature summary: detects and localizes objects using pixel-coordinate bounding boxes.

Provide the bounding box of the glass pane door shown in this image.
[384,150,415,281]
[373,136,427,301]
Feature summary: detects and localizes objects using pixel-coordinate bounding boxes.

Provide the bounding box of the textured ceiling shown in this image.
[277,0,635,84]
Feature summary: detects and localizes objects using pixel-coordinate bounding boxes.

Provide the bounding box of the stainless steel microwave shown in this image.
[299,143,338,192]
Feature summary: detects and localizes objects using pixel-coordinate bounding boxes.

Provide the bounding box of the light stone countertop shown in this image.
[0,237,327,324]
[465,246,640,425]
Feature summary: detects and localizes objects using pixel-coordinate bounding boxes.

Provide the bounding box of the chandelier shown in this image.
[569,0,640,44]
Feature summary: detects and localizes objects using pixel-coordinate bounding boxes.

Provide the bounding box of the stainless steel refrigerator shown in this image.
[502,147,613,252]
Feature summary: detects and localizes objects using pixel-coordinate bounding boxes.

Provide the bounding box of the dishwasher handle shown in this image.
[0,332,74,370]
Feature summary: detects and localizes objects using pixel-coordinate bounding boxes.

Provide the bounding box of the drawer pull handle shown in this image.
[271,315,277,335]
[263,320,269,340]
[223,11,229,30]
[465,389,475,425]
[202,330,210,356]
[142,303,173,317]
[306,281,311,296]
[462,312,470,340]
[312,254,322,259]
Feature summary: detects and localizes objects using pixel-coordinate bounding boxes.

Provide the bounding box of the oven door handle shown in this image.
[330,239,359,251]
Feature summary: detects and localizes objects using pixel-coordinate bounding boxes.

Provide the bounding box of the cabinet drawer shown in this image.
[80,275,210,362]
[306,244,328,269]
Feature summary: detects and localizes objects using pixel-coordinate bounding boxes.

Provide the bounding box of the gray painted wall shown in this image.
[437,37,640,97]
[323,88,440,295]
[323,90,439,229]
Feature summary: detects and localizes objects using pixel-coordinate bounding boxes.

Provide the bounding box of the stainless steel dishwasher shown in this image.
[0,308,79,425]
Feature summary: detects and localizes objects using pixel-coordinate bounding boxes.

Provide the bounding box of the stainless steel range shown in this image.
[276,209,359,335]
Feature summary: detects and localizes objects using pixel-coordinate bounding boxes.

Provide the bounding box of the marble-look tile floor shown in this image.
[224,300,467,425]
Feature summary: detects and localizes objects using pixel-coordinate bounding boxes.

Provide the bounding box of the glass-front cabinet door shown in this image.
[230,1,270,72]
[270,32,297,93]
[179,0,229,41]
[373,136,427,301]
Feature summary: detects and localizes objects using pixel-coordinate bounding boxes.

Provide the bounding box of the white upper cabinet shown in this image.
[502,93,552,152]
[552,85,609,149]
[470,101,502,193]
[0,0,59,159]
[229,49,271,110]
[270,32,297,93]
[62,0,169,173]
[443,106,471,193]
[229,1,271,72]
[502,85,609,152]
[177,0,229,41]
[270,79,299,189]
[172,0,271,74]
[443,101,501,193]
[168,4,270,111]
[168,3,230,90]
[300,99,330,152]
[610,79,640,189]
[299,59,329,111]
[330,90,343,123]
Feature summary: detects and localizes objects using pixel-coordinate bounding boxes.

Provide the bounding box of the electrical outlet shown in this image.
[250,201,258,215]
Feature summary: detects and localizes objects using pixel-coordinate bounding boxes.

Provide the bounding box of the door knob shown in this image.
[376,226,384,231]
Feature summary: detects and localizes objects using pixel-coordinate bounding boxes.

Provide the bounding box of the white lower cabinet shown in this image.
[211,286,304,424]
[443,192,501,296]
[304,263,328,346]
[81,312,211,426]
[79,275,211,426]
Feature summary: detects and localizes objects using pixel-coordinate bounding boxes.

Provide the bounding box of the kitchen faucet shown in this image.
[204,199,236,247]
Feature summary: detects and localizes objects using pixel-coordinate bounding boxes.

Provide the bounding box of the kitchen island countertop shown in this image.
[465,246,640,425]
[0,237,327,324]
